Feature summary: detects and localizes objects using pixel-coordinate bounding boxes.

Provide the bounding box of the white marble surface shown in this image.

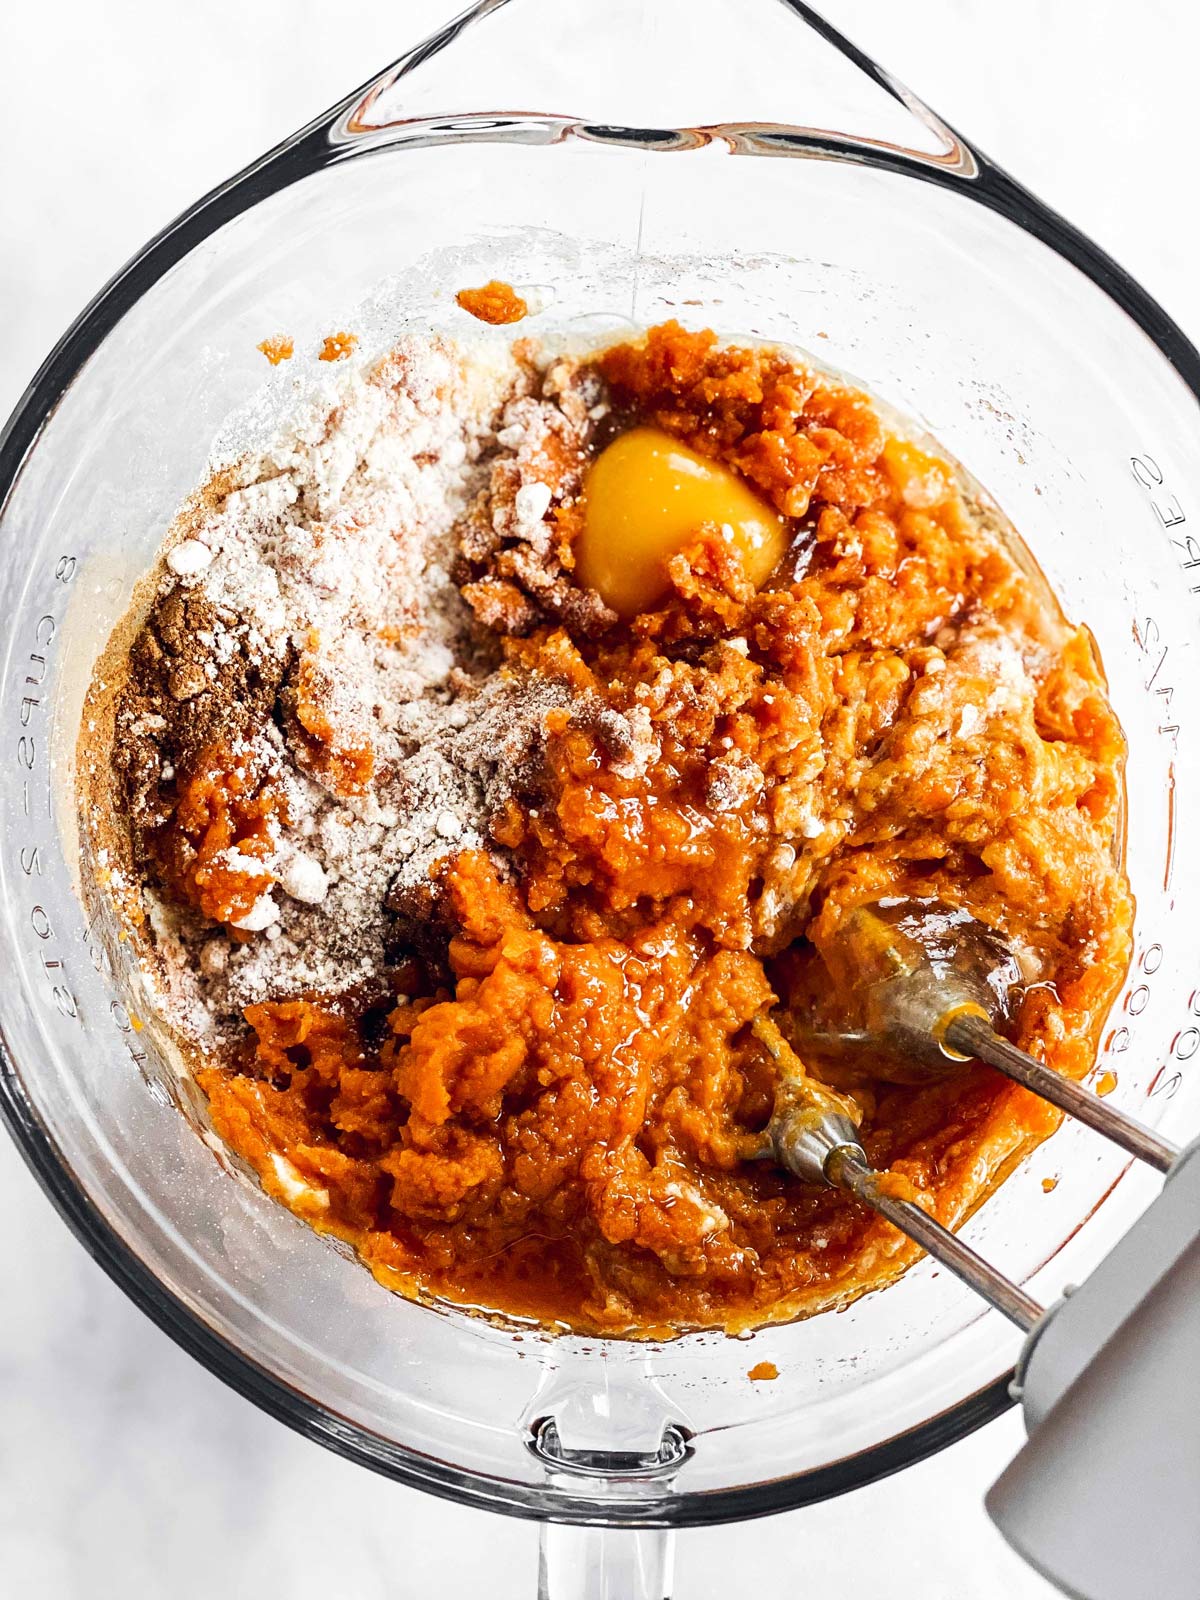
[2,2,1196,1595]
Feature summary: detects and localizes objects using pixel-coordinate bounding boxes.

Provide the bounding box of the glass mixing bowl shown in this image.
[2,0,1199,1592]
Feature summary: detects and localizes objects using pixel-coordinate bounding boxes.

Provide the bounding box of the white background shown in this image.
[1,3,1194,1596]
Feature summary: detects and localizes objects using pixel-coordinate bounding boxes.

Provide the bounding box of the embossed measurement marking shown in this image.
[1107,940,1164,1058]
[1131,614,1180,744]
[1128,454,1192,895]
[1120,454,1195,1086]
[11,554,81,1023]
[1130,453,1188,541]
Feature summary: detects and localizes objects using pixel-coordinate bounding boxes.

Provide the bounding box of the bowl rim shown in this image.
[2,0,1198,1530]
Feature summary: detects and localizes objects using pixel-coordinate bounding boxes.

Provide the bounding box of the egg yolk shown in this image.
[577,427,789,618]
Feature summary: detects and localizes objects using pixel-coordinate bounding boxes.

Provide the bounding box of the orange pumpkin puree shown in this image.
[192,323,1131,1335]
[257,334,294,366]
[456,279,529,325]
[159,741,284,928]
[318,330,358,363]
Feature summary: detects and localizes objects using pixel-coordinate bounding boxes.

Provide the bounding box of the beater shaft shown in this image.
[826,1145,1043,1332]
[944,1012,1178,1175]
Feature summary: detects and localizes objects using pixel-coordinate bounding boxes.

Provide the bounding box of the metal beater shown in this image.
[755,899,1200,1599]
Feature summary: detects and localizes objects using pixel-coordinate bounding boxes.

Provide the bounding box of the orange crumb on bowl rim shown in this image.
[257,334,294,365]
[456,279,529,325]
[319,330,358,362]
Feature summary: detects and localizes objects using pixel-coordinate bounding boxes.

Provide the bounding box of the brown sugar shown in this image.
[597,321,886,519]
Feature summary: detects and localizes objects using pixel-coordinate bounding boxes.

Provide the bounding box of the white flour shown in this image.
[139,333,588,1031]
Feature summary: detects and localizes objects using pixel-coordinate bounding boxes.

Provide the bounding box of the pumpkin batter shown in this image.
[97,322,1132,1336]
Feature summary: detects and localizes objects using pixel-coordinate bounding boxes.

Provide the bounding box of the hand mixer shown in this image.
[753,900,1200,1600]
